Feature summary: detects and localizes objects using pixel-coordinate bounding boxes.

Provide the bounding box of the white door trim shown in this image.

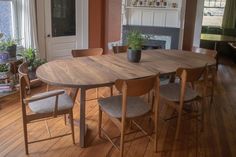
[77,0,88,49]
[36,0,88,60]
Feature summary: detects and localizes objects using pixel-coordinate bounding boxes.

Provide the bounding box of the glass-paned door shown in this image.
[51,0,76,37]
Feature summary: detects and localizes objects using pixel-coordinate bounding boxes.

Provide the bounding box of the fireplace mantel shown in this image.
[123,0,183,28]
[123,25,180,49]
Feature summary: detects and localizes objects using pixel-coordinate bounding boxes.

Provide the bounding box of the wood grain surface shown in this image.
[1,58,236,156]
[36,50,215,88]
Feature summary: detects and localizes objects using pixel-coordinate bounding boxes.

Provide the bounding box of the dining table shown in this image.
[36,49,216,148]
[201,34,236,69]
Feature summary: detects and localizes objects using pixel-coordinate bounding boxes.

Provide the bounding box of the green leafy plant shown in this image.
[0,37,18,51]
[31,58,46,70]
[0,64,9,73]
[19,48,36,65]
[18,48,46,70]
[0,33,3,40]
[127,30,147,50]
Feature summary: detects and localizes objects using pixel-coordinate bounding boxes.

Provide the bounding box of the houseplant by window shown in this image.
[127,30,147,63]
[0,33,9,61]
[0,35,18,58]
[0,63,10,80]
[18,48,46,79]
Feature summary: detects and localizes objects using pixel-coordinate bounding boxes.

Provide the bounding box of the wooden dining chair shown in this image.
[192,47,217,104]
[71,48,113,98]
[160,66,207,140]
[10,59,23,80]
[112,45,128,54]
[192,47,217,58]
[71,48,103,57]
[18,62,75,154]
[98,75,160,157]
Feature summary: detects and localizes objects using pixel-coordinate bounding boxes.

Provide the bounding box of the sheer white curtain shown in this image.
[19,0,38,49]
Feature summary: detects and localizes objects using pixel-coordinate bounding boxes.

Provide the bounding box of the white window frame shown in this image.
[202,0,226,27]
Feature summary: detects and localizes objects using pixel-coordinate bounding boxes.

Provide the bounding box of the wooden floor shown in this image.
[1,59,236,157]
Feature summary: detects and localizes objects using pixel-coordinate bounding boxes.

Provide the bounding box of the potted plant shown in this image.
[0,36,18,58]
[0,63,10,79]
[0,33,9,61]
[127,30,146,63]
[18,48,46,79]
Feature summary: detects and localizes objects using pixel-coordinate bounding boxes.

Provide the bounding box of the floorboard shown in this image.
[1,59,236,157]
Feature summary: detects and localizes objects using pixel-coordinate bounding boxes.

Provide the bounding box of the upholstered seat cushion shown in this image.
[98,95,151,119]
[160,83,199,102]
[29,90,73,114]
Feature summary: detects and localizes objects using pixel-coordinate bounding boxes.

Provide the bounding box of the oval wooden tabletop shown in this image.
[36,50,216,88]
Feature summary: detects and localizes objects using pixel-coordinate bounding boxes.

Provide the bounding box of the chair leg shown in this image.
[98,106,102,138]
[70,110,75,144]
[201,99,205,132]
[154,110,158,153]
[210,68,217,105]
[110,86,113,96]
[64,114,67,125]
[148,92,150,104]
[210,80,215,105]
[120,124,125,157]
[175,110,182,140]
[45,120,51,137]
[23,122,29,154]
[46,84,49,92]
[96,88,99,98]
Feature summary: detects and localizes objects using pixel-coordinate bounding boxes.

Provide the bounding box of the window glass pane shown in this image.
[0,1,13,38]
[202,0,226,27]
[51,0,76,37]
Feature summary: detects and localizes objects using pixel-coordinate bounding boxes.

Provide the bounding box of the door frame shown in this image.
[36,0,88,60]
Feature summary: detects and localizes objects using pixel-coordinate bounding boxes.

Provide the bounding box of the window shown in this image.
[202,0,226,27]
[0,0,14,38]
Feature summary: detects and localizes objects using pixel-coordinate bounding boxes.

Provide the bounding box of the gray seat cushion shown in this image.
[29,90,73,114]
[160,83,199,102]
[98,95,151,119]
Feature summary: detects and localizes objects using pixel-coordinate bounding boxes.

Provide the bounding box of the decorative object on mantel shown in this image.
[127,30,148,62]
[129,0,176,8]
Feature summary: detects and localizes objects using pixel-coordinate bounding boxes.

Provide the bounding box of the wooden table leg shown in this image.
[67,88,88,147]
[79,87,86,148]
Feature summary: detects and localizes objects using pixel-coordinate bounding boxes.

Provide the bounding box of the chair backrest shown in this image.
[71,48,103,58]
[176,66,207,105]
[176,66,207,83]
[115,75,160,122]
[10,60,23,74]
[192,47,217,58]
[112,45,128,54]
[18,62,30,100]
[115,75,159,97]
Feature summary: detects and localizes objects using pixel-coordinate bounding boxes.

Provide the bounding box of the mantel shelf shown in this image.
[126,6,180,11]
